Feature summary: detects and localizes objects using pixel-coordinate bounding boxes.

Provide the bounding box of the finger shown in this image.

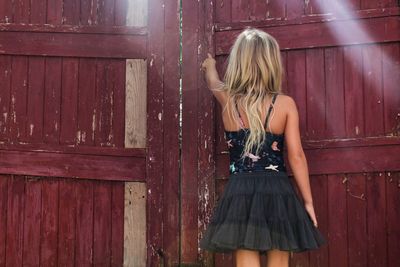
[207,52,213,58]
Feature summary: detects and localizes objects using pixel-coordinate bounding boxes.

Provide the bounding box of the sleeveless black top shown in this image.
[224,93,287,174]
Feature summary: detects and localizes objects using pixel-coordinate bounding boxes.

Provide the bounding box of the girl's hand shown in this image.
[304,202,319,228]
[202,53,216,70]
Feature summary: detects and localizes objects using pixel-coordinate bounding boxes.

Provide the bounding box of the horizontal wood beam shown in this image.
[0,23,147,35]
[0,31,147,58]
[215,14,400,54]
[215,7,400,32]
[0,149,146,181]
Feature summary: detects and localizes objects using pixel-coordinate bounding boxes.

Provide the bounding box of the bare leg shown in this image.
[266,249,289,267]
[235,249,261,267]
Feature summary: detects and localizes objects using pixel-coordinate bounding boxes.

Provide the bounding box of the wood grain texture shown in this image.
[124,182,147,267]
[125,59,147,148]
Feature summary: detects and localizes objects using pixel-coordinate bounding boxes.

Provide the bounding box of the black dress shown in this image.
[199,93,327,254]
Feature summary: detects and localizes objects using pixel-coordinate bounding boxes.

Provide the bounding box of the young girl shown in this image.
[199,28,327,267]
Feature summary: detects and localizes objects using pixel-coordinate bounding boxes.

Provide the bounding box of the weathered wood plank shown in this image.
[6,175,25,267]
[386,171,400,267]
[181,0,200,263]
[328,174,349,267]
[40,178,59,267]
[0,175,8,266]
[124,182,147,266]
[366,172,387,266]
[0,149,146,181]
[0,55,11,141]
[77,58,97,146]
[0,31,147,59]
[347,173,367,267]
[343,46,364,137]
[60,58,79,145]
[306,48,325,139]
[362,44,384,136]
[58,178,76,266]
[27,57,45,143]
[125,59,147,148]
[9,56,29,143]
[75,180,94,267]
[215,16,400,54]
[382,43,400,136]
[22,177,42,266]
[93,181,112,266]
[325,47,346,138]
[111,182,124,267]
[309,175,329,266]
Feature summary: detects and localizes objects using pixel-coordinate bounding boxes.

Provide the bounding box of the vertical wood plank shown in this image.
[47,0,63,24]
[249,0,267,21]
[343,46,364,138]
[163,0,181,264]
[60,58,79,145]
[181,0,200,262]
[30,0,46,23]
[281,51,288,95]
[58,178,76,266]
[0,0,13,22]
[43,57,62,144]
[286,0,304,20]
[14,0,30,23]
[22,177,42,266]
[27,57,45,143]
[80,0,98,25]
[10,56,29,143]
[115,0,128,26]
[231,0,249,22]
[126,0,148,26]
[215,0,232,23]
[6,175,25,267]
[0,55,11,141]
[362,44,384,137]
[267,0,286,18]
[366,172,387,266]
[111,183,124,267]
[95,60,113,147]
[0,175,8,266]
[93,181,112,266]
[40,178,59,267]
[124,182,147,267]
[75,180,94,267]
[77,58,97,146]
[386,172,400,267]
[287,50,307,138]
[328,174,348,267]
[125,59,147,148]
[97,0,116,25]
[306,48,325,140]
[63,0,80,24]
[147,0,165,264]
[309,175,329,267]
[347,173,367,267]
[198,0,216,265]
[382,43,400,136]
[112,60,126,148]
[325,47,346,139]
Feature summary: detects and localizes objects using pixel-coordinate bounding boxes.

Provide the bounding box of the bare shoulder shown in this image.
[276,94,297,112]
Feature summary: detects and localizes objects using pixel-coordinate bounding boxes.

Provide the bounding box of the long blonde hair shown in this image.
[219,28,284,159]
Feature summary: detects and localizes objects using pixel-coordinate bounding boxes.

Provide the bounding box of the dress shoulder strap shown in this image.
[264,93,278,130]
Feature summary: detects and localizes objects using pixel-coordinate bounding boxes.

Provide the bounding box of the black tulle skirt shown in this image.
[199,171,328,254]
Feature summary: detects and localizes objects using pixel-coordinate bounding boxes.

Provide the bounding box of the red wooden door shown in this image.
[0,0,181,266]
[182,1,400,267]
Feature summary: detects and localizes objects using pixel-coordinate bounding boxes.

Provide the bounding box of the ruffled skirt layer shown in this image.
[199,171,327,254]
